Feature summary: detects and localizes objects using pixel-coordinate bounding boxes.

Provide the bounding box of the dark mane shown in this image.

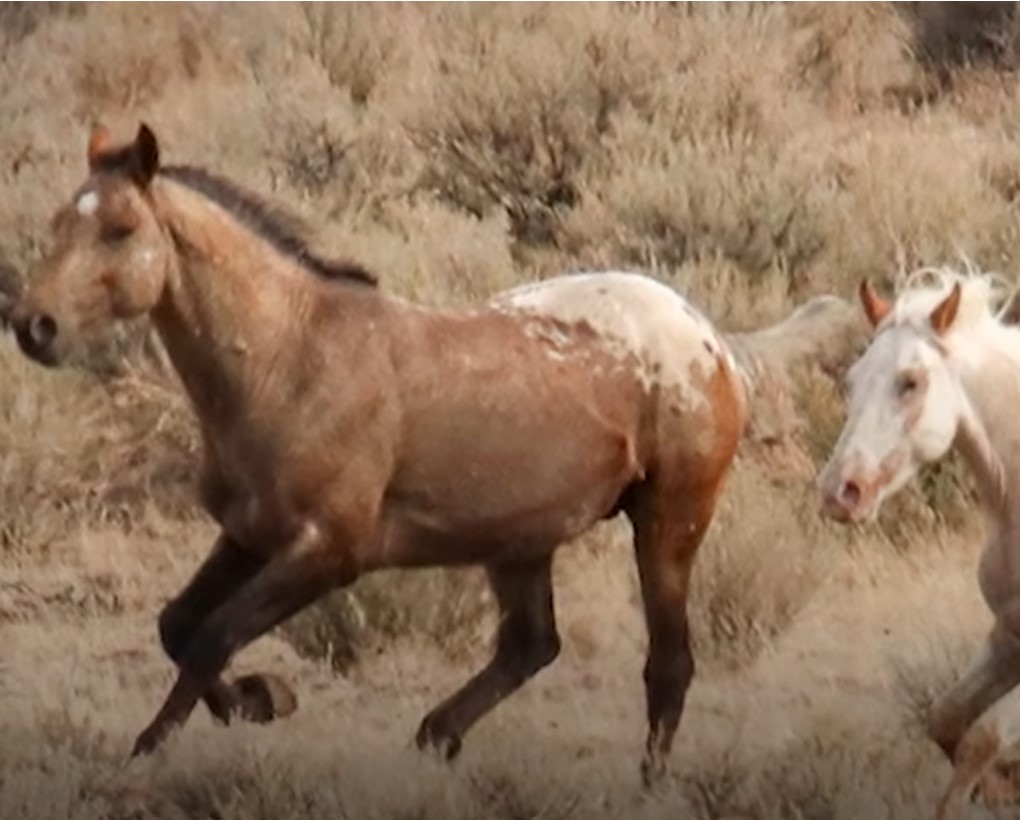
[159,165,377,287]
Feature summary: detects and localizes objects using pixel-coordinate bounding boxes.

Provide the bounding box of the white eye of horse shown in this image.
[898,374,919,397]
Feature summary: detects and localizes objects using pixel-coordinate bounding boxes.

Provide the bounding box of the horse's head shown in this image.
[12,123,171,366]
[817,278,968,523]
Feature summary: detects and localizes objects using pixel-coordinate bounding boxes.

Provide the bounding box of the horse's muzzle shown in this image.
[817,463,873,524]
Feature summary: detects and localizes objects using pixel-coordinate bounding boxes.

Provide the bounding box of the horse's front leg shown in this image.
[928,619,1020,819]
[928,622,1020,760]
[132,522,355,756]
[157,532,298,726]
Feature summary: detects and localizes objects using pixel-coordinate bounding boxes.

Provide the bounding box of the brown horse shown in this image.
[12,123,849,782]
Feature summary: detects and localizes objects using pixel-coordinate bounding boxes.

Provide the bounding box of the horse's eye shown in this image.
[898,374,919,397]
[100,224,134,244]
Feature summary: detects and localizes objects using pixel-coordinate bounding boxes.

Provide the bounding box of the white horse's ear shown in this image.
[859,279,891,328]
[930,282,962,336]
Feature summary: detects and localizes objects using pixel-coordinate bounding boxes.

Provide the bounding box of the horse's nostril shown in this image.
[28,314,56,349]
[840,479,862,508]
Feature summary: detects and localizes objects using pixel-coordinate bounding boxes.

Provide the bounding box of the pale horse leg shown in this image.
[929,619,1020,820]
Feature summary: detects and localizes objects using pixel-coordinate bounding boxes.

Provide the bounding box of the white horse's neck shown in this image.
[952,337,1020,528]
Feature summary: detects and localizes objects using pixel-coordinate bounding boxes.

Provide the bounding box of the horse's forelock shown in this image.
[889,267,1009,338]
[89,146,140,176]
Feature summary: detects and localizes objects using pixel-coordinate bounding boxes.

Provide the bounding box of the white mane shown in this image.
[883,264,1020,367]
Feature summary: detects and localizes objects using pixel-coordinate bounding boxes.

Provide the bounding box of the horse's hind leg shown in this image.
[158,534,298,726]
[626,477,722,787]
[415,555,560,759]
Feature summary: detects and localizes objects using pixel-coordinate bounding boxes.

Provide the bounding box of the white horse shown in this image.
[818,267,1020,820]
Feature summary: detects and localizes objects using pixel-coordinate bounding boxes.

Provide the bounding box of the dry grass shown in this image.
[1,3,1019,819]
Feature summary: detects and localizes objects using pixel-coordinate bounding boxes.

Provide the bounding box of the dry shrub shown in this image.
[905,1,1020,74]
[300,3,404,106]
[402,4,669,252]
[282,567,492,673]
[0,1,80,45]
[558,7,827,284]
[0,346,197,555]
[689,461,838,668]
[320,197,521,306]
[789,3,924,113]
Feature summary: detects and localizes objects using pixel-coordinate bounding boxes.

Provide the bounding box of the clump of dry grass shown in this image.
[689,460,839,669]
[0,344,198,557]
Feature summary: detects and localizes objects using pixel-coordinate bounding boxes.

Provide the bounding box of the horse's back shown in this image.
[492,272,747,468]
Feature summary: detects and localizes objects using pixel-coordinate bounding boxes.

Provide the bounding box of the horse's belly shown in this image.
[381,426,639,566]
[376,494,610,568]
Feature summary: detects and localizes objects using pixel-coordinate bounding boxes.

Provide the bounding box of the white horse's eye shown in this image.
[897,373,920,397]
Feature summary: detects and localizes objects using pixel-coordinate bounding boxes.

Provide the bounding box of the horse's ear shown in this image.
[131,123,160,187]
[859,279,891,327]
[87,125,112,170]
[930,282,963,336]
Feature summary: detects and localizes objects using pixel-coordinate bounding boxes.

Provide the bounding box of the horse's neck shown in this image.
[956,355,1018,527]
[148,182,322,424]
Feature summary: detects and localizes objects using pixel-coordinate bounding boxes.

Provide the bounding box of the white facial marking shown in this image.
[76,191,100,216]
[821,323,964,520]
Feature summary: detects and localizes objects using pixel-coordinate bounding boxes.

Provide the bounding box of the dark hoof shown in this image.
[130,724,165,758]
[415,715,463,761]
[233,673,298,723]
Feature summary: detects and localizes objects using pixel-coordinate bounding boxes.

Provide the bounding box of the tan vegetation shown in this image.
[0,2,1018,818]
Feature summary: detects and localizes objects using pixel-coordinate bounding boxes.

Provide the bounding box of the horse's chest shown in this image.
[200,448,298,555]
[214,491,301,556]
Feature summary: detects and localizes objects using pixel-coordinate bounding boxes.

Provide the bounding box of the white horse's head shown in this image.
[818,270,1005,523]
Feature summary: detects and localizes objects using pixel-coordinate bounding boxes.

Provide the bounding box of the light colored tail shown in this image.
[722,294,865,449]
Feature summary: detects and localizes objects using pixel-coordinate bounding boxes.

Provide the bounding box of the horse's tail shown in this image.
[721,295,865,451]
